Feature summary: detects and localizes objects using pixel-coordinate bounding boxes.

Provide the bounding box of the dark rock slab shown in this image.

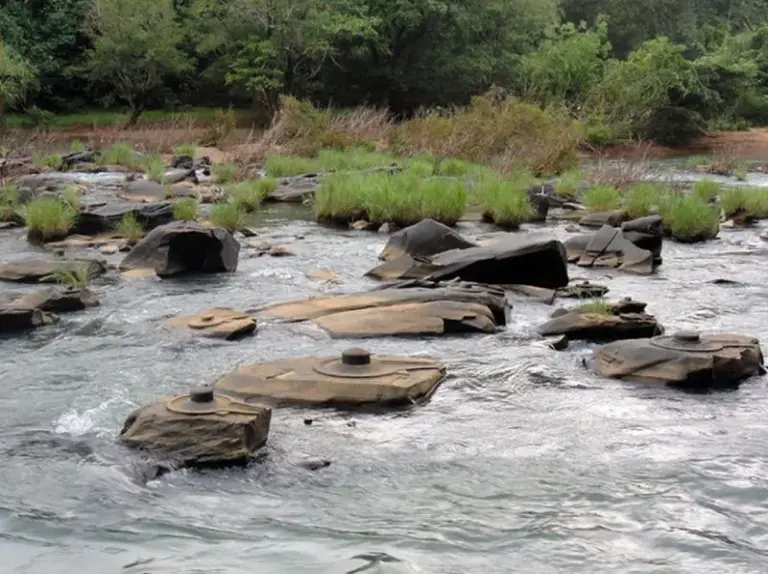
[564,225,657,274]
[61,151,99,169]
[12,287,99,313]
[0,306,58,333]
[378,219,477,261]
[366,236,569,289]
[579,210,627,229]
[621,215,663,260]
[0,257,107,284]
[73,201,173,235]
[119,221,239,278]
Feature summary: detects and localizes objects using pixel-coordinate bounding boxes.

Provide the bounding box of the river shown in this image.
[1,165,768,573]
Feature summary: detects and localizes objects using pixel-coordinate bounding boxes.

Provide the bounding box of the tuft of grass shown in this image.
[36,154,63,170]
[60,185,81,211]
[691,179,720,203]
[212,162,239,184]
[53,263,91,289]
[582,184,621,212]
[719,187,747,219]
[172,197,199,221]
[622,183,666,219]
[554,169,586,199]
[0,183,20,222]
[660,195,720,243]
[98,142,143,170]
[24,197,77,241]
[264,155,320,177]
[116,213,145,243]
[476,173,535,229]
[734,164,748,181]
[579,299,614,315]
[69,140,87,153]
[226,179,278,211]
[720,187,768,220]
[743,188,768,218]
[173,143,197,157]
[264,148,396,178]
[210,202,245,232]
[144,154,166,183]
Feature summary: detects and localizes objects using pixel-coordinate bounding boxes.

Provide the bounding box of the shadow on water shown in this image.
[2,165,768,573]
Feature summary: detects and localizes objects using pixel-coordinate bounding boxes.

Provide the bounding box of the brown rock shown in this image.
[165,308,257,340]
[0,257,107,284]
[12,287,99,313]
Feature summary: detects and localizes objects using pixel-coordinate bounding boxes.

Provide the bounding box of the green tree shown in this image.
[0,38,36,123]
[84,0,191,124]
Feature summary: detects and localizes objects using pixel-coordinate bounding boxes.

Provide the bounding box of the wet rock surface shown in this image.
[259,281,507,337]
[378,219,477,262]
[538,299,663,342]
[505,281,609,302]
[589,331,765,390]
[164,308,257,340]
[119,221,239,278]
[366,236,569,288]
[0,257,107,284]
[215,348,446,407]
[72,201,174,235]
[564,223,659,274]
[120,387,272,468]
[12,287,99,313]
[0,306,58,333]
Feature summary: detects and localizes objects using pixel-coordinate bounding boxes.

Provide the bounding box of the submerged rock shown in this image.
[259,281,506,337]
[0,257,107,284]
[72,201,174,235]
[119,221,239,278]
[538,299,663,342]
[12,287,99,313]
[588,331,765,390]
[378,219,476,262]
[563,224,659,274]
[215,348,446,407]
[164,308,256,340]
[366,236,569,289]
[578,210,627,229]
[0,306,58,333]
[119,387,271,469]
[505,280,609,302]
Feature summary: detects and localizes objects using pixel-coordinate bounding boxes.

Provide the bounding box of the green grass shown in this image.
[53,264,91,289]
[35,154,63,170]
[144,154,166,183]
[659,195,720,242]
[554,169,586,198]
[69,140,87,153]
[116,213,145,243]
[0,183,20,222]
[691,179,720,203]
[60,185,81,211]
[226,179,279,211]
[98,142,144,170]
[315,169,467,227]
[24,197,77,241]
[172,197,199,221]
[173,143,197,156]
[264,148,396,178]
[734,164,748,181]
[578,299,614,315]
[212,162,239,184]
[719,187,748,219]
[720,187,768,219]
[743,188,768,218]
[622,183,667,219]
[476,173,535,229]
[210,203,245,232]
[264,155,321,177]
[582,184,621,212]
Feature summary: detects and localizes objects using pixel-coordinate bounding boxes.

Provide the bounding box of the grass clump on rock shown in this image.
[476,173,535,230]
[691,179,720,203]
[24,197,77,242]
[53,263,92,290]
[579,299,614,315]
[226,179,278,211]
[554,169,586,199]
[173,143,197,157]
[36,153,63,170]
[264,147,394,178]
[98,142,143,170]
[582,184,621,212]
[212,162,239,184]
[210,202,245,233]
[719,187,768,221]
[622,183,666,219]
[0,183,20,221]
[660,195,720,243]
[172,197,199,221]
[144,154,166,183]
[116,213,145,244]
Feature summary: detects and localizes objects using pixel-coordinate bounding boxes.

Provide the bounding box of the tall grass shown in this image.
[53,263,91,289]
[720,187,768,220]
[264,147,395,177]
[691,179,720,203]
[212,162,239,183]
[582,184,621,212]
[579,299,614,315]
[226,179,278,211]
[116,213,145,244]
[622,183,666,218]
[98,142,143,170]
[476,173,535,229]
[173,143,197,156]
[144,154,166,183]
[210,203,245,232]
[0,183,19,222]
[24,197,77,241]
[172,197,199,221]
[660,195,720,242]
[60,185,81,211]
[554,169,586,198]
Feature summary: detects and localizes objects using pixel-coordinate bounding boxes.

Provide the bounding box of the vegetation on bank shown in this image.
[209,203,245,232]
[226,179,278,211]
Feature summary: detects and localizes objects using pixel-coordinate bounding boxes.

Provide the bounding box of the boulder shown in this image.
[12,287,99,313]
[119,387,271,468]
[579,210,627,229]
[524,183,553,222]
[563,225,657,274]
[171,154,194,170]
[161,169,195,185]
[588,331,765,391]
[0,306,58,333]
[265,176,319,203]
[61,150,99,169]
[72,201,173,235]
[259,281,507,337]
[164,308,257,340]
[621,215,663,261]
[215,347,446,407]
[119,221,239,278]
[378,219,477,262]
[0,257,107,284]
[538,299,663,342]
[366,236,569,288]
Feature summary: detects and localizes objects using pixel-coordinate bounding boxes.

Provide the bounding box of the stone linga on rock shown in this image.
[119,387,271,469]
[378,218,477,262]
[258,280,507,337]
[214,348,446,408]
[164,308,257,340]
[119,221,239,278]
[588,331,765,391]
[367,235,569,289]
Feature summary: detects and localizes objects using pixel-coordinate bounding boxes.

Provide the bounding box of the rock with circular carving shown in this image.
[214,348,446,407]
[119,387,272,468]
[164,308,257,340]
[588,331,765,390]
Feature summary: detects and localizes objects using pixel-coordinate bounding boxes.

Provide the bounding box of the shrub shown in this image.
[210,202,245,232]
[211,162,239,184]
[144,154,166,183]
[36,154,63,170]
[691,179,720,202]
[622,183,666,218]
[582,184,621,212]
[660,195,720,242]
[116,213,145,244]
[24,197,77,242]
[554,169,586,198]
[99,142,143,170]
[476,173,535,229]
[200,108,236,147]
[579,299,613,315]
[743,188,768,218]
[720,187,768,220]
[60,186,81,211]
[173,143,197,156]
[226,179,278,211]
[69,140,87,153]
[172,197,199,221]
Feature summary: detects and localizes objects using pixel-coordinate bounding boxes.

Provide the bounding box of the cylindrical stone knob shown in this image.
[190,386,214,403]
[342,348,371,365]
[674,331,700,343]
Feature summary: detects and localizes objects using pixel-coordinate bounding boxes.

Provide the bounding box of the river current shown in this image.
[2,168,768,573]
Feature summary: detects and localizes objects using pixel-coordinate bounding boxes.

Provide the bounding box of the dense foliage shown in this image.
[4,0,768,144]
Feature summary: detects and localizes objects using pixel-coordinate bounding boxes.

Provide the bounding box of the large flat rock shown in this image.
[0,257,107,283]
[378,219,477,261]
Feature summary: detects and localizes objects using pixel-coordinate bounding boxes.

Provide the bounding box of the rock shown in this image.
[101,244,120,255]
[119,387,272,469]
[268,245,294,257]
[171,154,194,170]
[524,183,553,222]
[298,459,332,471]
[366,236,569,289]
[565,223,580,232]
[305,268,341,284]
[538,302,663,342]
[0,306,58,333]
[266,177,319,203]
[378,222,395,234]
[120,180,168,202]
[61,150,99,169]
[351,220,372,231]
[164,308,257,340]
[579,210,627,229]
[378,219,477,262]
[259,281,506,337]
[546,335,570,351]
[621,215,663,261]
[505,280,609,302]
[564,225,657,274]
[214,347,446,407]
[72,202,174,235]
[12,287,99,313]
[0,257,107,284]
[162,169,195,185]
[588,331,765,391]
[119,221,239,278]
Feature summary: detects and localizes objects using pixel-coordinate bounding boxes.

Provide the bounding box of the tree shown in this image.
[0,38,36,124]
[84,0,191,124]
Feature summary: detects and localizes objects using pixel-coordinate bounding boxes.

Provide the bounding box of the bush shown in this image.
[691,179,720,202]
[173,143,197,156]
[116,213,145,244]
[582,184,621,212]
[622,183,667,218]
[211,162,239,183]
[210,203,245,232]
[226,179,278,211]
[24,197,77,242]
[476,173,535,229]
[720,186,768,220]
[660,195,720,242]
[579,299,613,315]
[172,197,199,221]
[200,108,236,147]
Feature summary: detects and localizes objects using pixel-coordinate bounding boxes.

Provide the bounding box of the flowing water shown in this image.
[3,170,768,573]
